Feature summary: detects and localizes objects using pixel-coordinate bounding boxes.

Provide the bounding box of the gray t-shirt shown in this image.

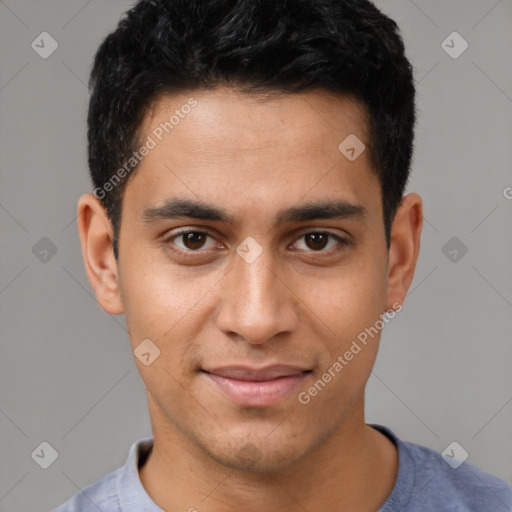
[53,424,512,511]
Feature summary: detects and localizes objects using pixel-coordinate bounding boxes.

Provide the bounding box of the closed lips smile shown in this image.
[201,365,312,407]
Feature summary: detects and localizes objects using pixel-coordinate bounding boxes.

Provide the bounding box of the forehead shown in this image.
[141,86,370,158]
[123,87,381,225]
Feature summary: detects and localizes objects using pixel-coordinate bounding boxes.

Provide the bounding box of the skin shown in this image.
[77,87,423,511]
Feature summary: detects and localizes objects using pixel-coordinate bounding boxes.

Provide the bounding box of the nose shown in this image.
[215,242,300,345]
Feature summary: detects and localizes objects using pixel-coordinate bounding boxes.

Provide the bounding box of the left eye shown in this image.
[166,230,347,253]
[291,232,346,252]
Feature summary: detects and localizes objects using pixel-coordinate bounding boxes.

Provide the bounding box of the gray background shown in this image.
[1,1,511,510]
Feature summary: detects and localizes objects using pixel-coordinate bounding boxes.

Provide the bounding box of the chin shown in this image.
[199,433,311,473]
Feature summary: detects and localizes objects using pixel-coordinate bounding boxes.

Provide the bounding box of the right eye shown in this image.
[164,230,219,253]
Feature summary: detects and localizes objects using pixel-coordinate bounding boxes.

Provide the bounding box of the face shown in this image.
[79,87,422,472]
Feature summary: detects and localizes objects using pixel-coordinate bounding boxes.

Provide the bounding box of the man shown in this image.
[54,0,512,510]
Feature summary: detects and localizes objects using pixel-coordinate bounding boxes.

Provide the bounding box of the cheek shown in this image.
[118,263,207,401]
[118,247,224,375]
[298,272,385,413]
[119,241,196,331]
[298,256,387,340]
[296,258,387,405]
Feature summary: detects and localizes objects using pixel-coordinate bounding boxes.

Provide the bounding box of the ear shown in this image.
[77,193,123,315]
[385,192,423,311]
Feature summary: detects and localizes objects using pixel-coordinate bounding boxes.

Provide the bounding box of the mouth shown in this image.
[201,366,313,407]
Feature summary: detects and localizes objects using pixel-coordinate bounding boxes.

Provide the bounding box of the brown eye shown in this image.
[181,232,208,250]
[293,231,348,252]
[304,233,329,250]
[167,230,217,252]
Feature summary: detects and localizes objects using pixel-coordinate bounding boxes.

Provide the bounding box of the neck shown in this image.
[139,399,398,512]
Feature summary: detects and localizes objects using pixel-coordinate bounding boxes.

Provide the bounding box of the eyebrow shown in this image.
[141,197,368,226]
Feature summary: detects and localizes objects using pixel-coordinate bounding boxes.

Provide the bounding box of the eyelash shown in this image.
[163,229,352,259]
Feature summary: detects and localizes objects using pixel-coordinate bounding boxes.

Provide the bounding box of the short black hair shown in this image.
[87,0,416,259]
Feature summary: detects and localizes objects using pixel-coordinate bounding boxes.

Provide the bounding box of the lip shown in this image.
[201,365,312,407]
[203,364,311,381]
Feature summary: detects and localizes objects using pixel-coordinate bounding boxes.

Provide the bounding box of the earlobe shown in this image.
[385,193,423,311]
[77,193,124,315]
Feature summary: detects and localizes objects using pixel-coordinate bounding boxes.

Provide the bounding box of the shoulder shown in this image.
[52,467,121,512]
[371,424,512,512]
[52,437,155,512]
[400,437,512,511]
